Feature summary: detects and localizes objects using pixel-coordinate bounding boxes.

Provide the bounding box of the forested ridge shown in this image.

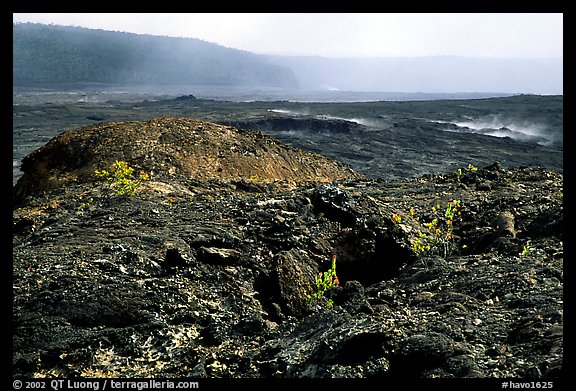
[13,23,298,87]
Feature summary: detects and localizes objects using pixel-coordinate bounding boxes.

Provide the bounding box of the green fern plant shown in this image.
[307,254,340,309]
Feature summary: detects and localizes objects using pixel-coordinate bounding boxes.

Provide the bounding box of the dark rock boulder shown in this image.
[273,249,315,318]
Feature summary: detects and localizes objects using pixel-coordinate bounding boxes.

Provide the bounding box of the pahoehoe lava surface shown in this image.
[12,115,563,379]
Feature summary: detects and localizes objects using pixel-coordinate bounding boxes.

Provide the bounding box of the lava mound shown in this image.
[14,117,363,204]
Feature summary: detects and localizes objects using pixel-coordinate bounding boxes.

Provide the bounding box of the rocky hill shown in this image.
[13,117,362,206]
[12,118,563,381]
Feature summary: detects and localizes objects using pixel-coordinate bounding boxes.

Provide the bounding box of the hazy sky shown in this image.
[13,13,563,58]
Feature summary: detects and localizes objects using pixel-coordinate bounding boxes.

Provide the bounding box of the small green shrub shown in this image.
[395,199,463,257]
[521,244,531,257]
[391,213,402,224]
[77,196,93,211]
[456,163,478,182]
[95,160,150,196]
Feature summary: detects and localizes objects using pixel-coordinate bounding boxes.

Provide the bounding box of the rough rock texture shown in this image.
[12,118,563,379]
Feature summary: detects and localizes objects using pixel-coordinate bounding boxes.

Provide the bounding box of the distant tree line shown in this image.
[13,23,298,87]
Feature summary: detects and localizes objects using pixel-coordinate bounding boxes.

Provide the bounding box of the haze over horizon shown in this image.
[13,13,563,59]
[13,13,563,95]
